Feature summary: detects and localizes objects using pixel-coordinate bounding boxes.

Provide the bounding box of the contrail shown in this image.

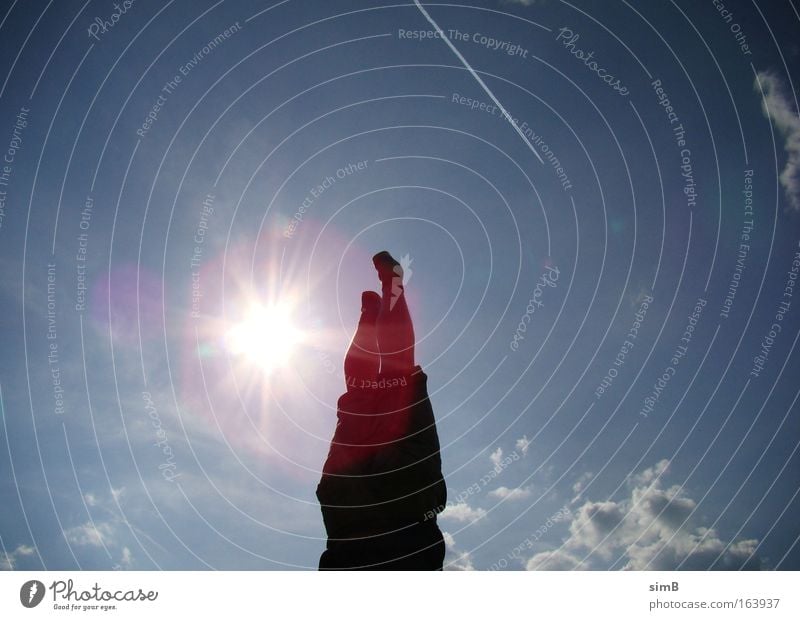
[412,0,544,164]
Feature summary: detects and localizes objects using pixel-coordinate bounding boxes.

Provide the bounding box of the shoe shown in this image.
[372,251,403,285]
[360,291,381,321]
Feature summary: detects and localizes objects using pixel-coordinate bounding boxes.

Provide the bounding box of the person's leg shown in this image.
[343,291,381,389]
[373,251,415,377]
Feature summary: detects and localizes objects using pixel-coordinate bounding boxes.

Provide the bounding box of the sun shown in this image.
[225,301,306,373]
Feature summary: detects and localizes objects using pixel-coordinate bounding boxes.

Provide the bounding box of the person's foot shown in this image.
[360,291,381,322]
[372,251,403,286]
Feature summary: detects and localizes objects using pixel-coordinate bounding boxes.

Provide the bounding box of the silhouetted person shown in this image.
[316,251,447,570]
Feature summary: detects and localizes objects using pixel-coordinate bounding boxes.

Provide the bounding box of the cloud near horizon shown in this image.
[0,544,36,570]
[527,459,762,570]
[442,531,475,570]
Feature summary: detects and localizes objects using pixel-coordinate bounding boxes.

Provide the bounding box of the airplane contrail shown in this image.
[412,0,544,164]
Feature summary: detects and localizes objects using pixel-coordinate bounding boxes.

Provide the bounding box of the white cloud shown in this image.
[69,487,139,567]
[442,531,475,570]
[567,500,628,558]
[440,502,487,523]
[490,447,503,469]
[526,549,584,570]
[447,550,474,570]
[571,471,594,501]
[65,521,114,548]
[1,544,37,570]
[630,458,670,487]
[85,487,125,510]
[118,547,134,569]
[14,544,35,556]
[755,71,800,210]
[489,486,532,501]
[624,527,758,571]
[526,459,762,570]
[515,435,531,456]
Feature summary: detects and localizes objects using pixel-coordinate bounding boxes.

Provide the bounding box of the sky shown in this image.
[0,0,798,571]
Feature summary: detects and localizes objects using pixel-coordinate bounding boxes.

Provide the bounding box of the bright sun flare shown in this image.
[225,302,305,373]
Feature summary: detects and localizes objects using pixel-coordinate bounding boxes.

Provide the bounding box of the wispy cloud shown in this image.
[119,547,134,569]
[63,487,142,569]
[0,544,36,570]
[630,458,670,487]
[571,471,594,502]
[490,447,503,469]
[440,502,487,523]
[527,460,762,570]
[84,486,124,508]
[515,435,531,456]
[62,517,142,570]
[526,548,585,570]
[65,521,115,547]
[755,71,800,210]
[489,486,532,501]
[442,531,475,570]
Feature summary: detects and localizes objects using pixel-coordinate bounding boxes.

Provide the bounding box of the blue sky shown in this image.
[0,0,799,570]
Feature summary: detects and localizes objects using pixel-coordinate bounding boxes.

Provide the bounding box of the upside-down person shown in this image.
[316,251,447,570]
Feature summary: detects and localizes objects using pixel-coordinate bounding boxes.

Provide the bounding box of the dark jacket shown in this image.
[316,366,447,540]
